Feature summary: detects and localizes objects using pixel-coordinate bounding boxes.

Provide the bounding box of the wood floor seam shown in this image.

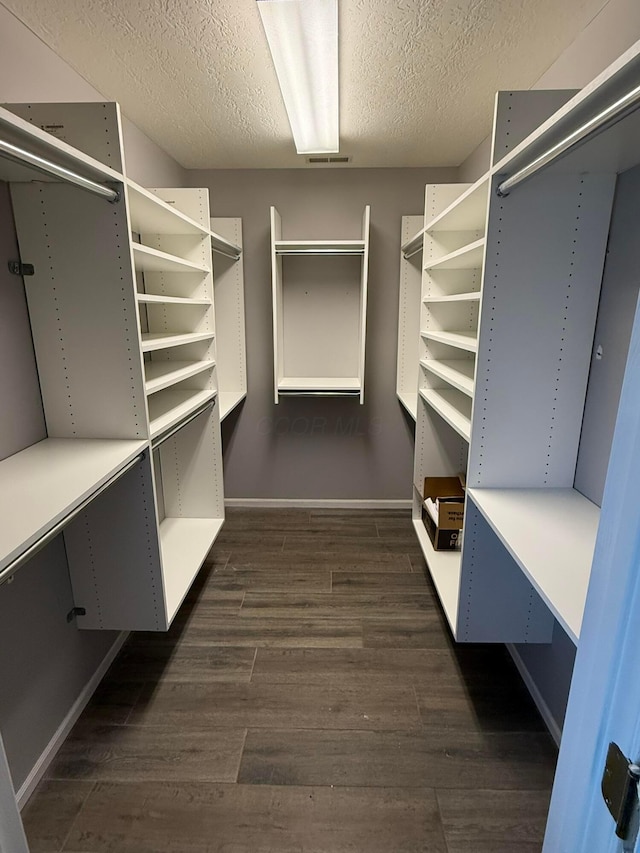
[248,647,258,681]
[58,780,97,853]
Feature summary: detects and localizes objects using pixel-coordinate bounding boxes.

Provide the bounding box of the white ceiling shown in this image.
[3,0,609,169]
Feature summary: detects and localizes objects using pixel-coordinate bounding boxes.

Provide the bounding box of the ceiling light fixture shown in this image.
[257,0,339,155]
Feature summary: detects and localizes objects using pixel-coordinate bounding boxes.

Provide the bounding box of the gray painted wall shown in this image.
[574,164,640,507]
[190,167,455,500]
[0,7,187,793]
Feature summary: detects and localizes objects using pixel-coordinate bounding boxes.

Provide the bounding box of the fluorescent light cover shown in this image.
[257,0,339,154]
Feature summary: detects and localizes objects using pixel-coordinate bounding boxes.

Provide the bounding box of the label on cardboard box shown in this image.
[421,501,462,550]
[421,475,465,550]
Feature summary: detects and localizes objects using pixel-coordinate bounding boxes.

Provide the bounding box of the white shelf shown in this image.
[132,243,209,274]
[141,331,214,353]
[147,388,216,440]
[137,293,210,306]
[413,517,461,632]
[160,517,224,623]
[145,360,215,395]
[419,388,471,442]
[421,330,478,353]
[468,488,600,643]
[424,238,485,271]
[397,391,418,421]
[420,358,475,397]
[278,377,361,392]
[424,292,481,304]
[274,239,365,255]
[218,390,247,421]
[0,438,147,574]
[425,176,489,233]
[127,181,209,236]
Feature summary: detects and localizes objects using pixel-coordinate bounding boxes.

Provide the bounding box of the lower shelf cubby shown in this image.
[455,498,556,643]
[159,516,224,623]
[468,487,599,643]
[412,527,461,631]
[412,485,555,644]
[63,404,224,631]
[152,402,225,624]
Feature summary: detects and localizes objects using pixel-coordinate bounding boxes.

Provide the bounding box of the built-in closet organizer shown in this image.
[210,216,247,420]
[270,205,370,403]
[407,88,606,643]
[395,214,424,420]
[410,57,640,650]
[0,102,242,631]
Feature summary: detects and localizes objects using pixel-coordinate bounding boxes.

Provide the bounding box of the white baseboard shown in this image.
[507,643,562,747]
[16,631,129,810]
[224,498,412,509]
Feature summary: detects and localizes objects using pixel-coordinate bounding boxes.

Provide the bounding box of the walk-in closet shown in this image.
[2,2,640,851]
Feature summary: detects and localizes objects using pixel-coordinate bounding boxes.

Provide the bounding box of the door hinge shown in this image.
[602,742,640,839]
[8,260,35,276]
[66,606,86,623]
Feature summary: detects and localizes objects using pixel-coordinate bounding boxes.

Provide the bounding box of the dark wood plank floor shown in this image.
[22,508,557,852]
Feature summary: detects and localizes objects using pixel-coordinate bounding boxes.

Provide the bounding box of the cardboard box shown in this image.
[421,475,465,550]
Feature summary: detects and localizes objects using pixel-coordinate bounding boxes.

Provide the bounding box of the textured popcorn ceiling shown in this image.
[3,0,609,168]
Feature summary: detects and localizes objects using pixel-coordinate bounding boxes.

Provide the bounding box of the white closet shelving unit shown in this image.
[0,101,243,632]
[396,215,423,420]
[410,89,588,643]
[210,216,247,420]
[129,184,218,441]
[397,182,480,420]
[458,70,634,645]
[418,176,488,444]
[270,205,370,403]
[411,176,490,631]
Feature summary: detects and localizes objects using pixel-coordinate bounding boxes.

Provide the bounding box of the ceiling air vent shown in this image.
[306,156,351,164]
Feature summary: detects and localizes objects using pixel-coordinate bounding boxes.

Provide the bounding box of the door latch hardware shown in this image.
[8,261,35,276]
[66,606,86,623]
[602,742,640,839]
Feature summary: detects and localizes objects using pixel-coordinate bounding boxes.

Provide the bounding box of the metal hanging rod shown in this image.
[278,390,361,397]
[497,80,640,197]
[0,452,144,588]
[210,238,242,262]
[275,248,365,256]
[151,397,216,450]
[212,246,242,262]
[402,243,423,260]
[401,230,426,259]
[0,138,120,203]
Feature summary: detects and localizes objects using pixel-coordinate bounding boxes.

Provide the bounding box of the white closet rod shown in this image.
[497,80,640,196]
[211,240,242,262]
[278,390,361,397]
[275,249,364,256]
[0,138,120,203]
[0,452,144,588]
[151,398,216,450]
